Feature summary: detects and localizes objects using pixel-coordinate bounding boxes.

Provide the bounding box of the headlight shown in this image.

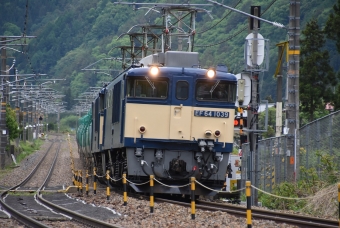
[206,69,216,78]
[149,66,159,76]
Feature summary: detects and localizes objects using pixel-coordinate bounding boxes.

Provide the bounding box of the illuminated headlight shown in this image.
[139,126,146,134]
[206,69,216,78]
[205,130,212,138]
[214,130,221,137]
[150,66,159,76]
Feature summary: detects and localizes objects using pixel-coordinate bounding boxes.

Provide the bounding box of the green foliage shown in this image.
[2,22,21,36]
[60,115,78,129]
[315,150,339,184]
[5,104,20,141]
[17,139,43,164]
[259,182,306,210]
[333,78,340,111]
[259,150,339,211]
[0,0,339,111]
[324,0,340,52]
[258,107,277,138]
[240,193,246,202]
[47,122,55,131]
[298,166,327,195]
[299,109,329,127]
[300,19,336,121]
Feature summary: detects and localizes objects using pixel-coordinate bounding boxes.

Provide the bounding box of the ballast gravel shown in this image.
[0,134,302,227]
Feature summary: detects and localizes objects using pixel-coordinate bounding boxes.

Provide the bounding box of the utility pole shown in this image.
[29,100,33,141]
[275,43,285,137]
[23,84,27,143]
[14,67,20,146]
[57,106,60,134]
[248,6,260,206]
[286,0,300,181]
[0,38,9,169]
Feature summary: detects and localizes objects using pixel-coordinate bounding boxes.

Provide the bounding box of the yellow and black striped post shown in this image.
[72,169,76,185]
[246,181,252,228]
[79,170,83,194]
[93,168,97,195]
[191,177,196,220]
[106,170,110,200]
[75,170,78,187]
[150,175,154,213]
[123,173,127,206]
[86,170,89,196]
[338,183,340,227]
[76,170,80,193]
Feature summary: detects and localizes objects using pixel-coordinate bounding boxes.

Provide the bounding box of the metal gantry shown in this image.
[1,35,36,167]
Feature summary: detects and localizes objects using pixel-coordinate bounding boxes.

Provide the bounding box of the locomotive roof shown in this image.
[125,66,237,82]
[124,51,237,82]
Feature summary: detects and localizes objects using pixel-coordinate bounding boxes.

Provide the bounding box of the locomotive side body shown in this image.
[80,52,237,195]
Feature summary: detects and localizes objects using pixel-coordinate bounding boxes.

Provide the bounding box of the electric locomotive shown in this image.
[76,2,239,196]
[77,51,237,196]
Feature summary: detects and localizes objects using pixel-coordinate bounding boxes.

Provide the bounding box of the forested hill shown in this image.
[1,0,338,110]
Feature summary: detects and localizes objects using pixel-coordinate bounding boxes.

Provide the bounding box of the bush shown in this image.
[17,139,43,163]
[259,150,339,211]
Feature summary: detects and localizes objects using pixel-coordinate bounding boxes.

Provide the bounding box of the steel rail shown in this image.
[198,200,339,228]
[36,138,122,228]
[0,139,56,228]
[154,198,339,228]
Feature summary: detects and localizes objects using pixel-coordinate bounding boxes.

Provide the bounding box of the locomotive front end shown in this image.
[123,52,237,195]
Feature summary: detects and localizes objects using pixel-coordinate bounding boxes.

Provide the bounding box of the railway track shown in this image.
[0,136,122,228]
[155,198,339,228]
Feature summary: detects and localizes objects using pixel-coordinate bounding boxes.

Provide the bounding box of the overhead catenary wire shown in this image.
[196,0,279,48]
[197,0,242,35]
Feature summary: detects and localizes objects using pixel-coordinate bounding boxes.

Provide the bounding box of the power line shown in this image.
[196,0,279,48]
[197,0,242,35]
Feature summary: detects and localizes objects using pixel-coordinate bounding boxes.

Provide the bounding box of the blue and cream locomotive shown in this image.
[77,51,237,196]
[76,2,240,196]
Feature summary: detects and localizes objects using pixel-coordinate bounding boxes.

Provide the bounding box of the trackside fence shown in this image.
[241,135,289,193]
[241,110,340,193]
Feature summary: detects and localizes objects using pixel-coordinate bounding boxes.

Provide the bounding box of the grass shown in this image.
[8,191,36,196]
[0,139,43,183]
[17,139,43,164]
[0,139,43,173]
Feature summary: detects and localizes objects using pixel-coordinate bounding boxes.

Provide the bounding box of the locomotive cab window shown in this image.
[176,81,189,100]
[127,76,168,99]
[196,79,236,102]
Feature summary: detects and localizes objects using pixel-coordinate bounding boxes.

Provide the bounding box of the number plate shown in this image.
[194,110,229,118]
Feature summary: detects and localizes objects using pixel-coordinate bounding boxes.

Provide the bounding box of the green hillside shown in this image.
[1,0,338,110]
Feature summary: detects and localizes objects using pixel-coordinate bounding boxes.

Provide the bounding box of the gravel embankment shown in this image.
[0,134,321,227]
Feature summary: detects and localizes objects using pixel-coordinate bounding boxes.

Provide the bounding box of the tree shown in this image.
[5,104,20,141]
[300,19,336,122]
[325,0,340,110]
[324,0,340,53]
[258,107,276,139]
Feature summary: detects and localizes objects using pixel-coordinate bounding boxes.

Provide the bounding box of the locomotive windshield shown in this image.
[195,79,236,102]
[126,76,168,99]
